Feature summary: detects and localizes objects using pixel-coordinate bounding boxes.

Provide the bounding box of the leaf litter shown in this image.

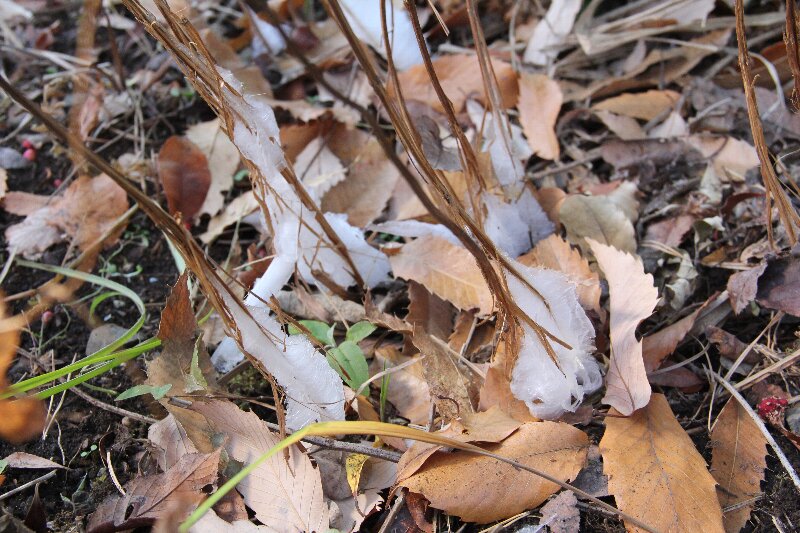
[2,0,800,531]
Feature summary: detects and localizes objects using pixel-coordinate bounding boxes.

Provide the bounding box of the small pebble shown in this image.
[149,277,158,283]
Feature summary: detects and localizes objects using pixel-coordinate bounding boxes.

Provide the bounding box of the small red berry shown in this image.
[757,396,788,426]
[22,148,36,161]
[21,139,34,150]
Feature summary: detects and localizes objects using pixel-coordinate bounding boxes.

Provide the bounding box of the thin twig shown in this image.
[0,470,57,502]
[711,370,800,491]
[71,386,158,425]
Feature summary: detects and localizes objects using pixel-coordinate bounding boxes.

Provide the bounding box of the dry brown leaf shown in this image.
[322,126,401,227]
[519,234,601,316]
[4,174,129,259]
[87,449,221,533]
[184,118,241,218]
[392,54,518,114]
[389,235,494,315]
[398,422,588,523]
[1,452,65,470]
[157,136,212,222]
[199,190,260,244]
[588,240,657,416]
[148,414,199,471]
[294,136,347,202]
[592,89,680,121]
[518,73,562,160]
[540,491,579,533]
[371,347,430,426]
[479,335,538,422]
[0,299,45,444]
[410,332,477,421]
[644,214,696,248]
[188,400,329,532]
[726,264,766,315]
[560,195,637,254]
[407,281,456,342]
[711,398,768,533]
[601,394,724,533]
[594,110,646,140]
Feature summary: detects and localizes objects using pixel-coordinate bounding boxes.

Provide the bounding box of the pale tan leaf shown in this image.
[540,491,579,533]
[392,54,518,114]
[1,452,65,470]
[148,414,199,471]
[523,0,581,65]
[518,74,562,160]
[5,174,128,259]
[199,190,260,244]
[711,398,767,533]
[559,195,637,254]
[372,348,431,426]
[518,234,601,315]
[600,394,725,533]
[399,422,588,523]
[185,118,241,218]
[389,236,494,315]
[322,126,401,227]
[592,90,681,121]
[588,240,657,415]
[594,110,646,140]
[294,136,346,203]
[189,400,329,532]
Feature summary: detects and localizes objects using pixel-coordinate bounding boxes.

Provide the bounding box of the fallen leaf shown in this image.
[0,168,6,201]
[398,422,588,523]
[1,452,65,470]
[592,89,680,120]
[393,54,518,114]
[322,126,402,227]
[540,491,579,533]
[4,174,129,259]
[588,240,658,416]
[560,195,637,254]
[711,399,767,533]
[523,0,582,65]
[148,414,199,471]
[187,400,330,532]
[601,393,724,532]
[595,110,646,140]
[407,281,456,342]
[371,347,431,426]
[410,332,477,421]
[644,214,696,247]
[518,74,562,160]
[706,326,755,364]
[294,136,347,203]
[518,234,602,316]
[0,300,45,444]
[157,136,212,222]
[726,264,766,315]
[184,118,241,218]
[755,256,800,317]
[87,449,221,533]
[199,190,261,244]
[389,235,494,315]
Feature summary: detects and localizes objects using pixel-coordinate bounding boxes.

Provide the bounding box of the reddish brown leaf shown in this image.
[727,264,766,315]
[157,136,212,221]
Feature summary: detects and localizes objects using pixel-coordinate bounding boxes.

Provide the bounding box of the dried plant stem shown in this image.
[735,0,800,245]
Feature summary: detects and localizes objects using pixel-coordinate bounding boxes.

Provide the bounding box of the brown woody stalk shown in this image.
[735,0,800,245]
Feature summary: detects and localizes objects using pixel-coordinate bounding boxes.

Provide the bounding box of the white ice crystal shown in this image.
[507,261,602,419]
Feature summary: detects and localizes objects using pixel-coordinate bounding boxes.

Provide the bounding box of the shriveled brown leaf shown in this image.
[392,54,518,114]
[157,136,212,222]
[87,449,221,533]
[398,422,588,523]
[148,414,199,471]
[5,174,128,259]
[184,118,241,218]
[519,234,601,315]
[727,264,766,315]
[592,89,680,121]
[755,256,800,317]
[517,73,562,160]
[407,281,456,342]
[389,236,494,315]
[711,398,768,533]
[588,240,657,415]
[601,394,724,533]
[410,332,477,421]
[560,195,637,254]
[188,400,329,532]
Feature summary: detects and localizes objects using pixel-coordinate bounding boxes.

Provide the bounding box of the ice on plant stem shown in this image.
[507,261,602,419]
